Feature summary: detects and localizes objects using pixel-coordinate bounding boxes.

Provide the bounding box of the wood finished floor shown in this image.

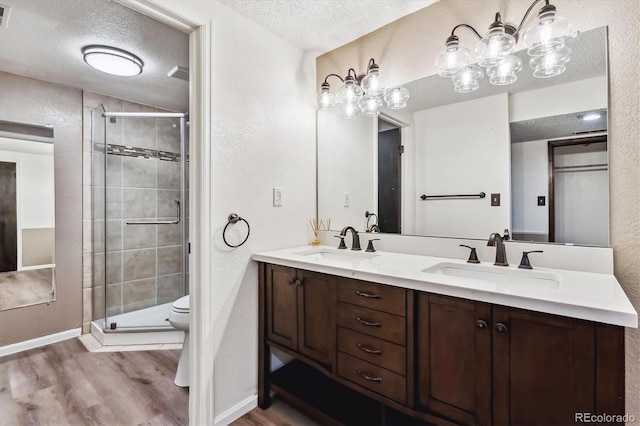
[0,269,54,311]
[231,399,319,426]
[0,338,188,425]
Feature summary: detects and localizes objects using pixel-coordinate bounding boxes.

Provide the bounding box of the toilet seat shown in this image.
[172,295,190,313]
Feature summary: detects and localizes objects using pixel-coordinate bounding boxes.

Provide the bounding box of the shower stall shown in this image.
[91,106,188,333]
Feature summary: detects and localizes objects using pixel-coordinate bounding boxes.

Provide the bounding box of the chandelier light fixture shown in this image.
[315,58,410,119]
[82,45,144,76]
[435,0,575,93]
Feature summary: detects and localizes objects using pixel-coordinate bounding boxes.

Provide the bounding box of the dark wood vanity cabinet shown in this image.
[265,264,334,365]
[415,294,613,426]
[259,263,625,426]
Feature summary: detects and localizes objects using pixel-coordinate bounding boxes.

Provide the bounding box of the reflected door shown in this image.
[0,161,17,272]
[378,128,401,233]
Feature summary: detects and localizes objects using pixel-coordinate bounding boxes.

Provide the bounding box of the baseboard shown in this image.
[213,394,257,425]
[0,328,81,358]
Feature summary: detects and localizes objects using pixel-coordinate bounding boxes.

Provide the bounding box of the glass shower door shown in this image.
[95,110,187,331]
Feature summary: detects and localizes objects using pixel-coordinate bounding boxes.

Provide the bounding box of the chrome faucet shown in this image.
[340,226,361,251]
[487,229,510,266]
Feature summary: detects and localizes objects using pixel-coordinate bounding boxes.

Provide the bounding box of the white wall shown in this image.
[317,110,376,232]
[152,0,317,422]
[510,76,607,122]
[510,139,548,237]
[413,93,510,239]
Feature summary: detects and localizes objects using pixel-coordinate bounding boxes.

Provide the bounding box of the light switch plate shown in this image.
[538,196,546,206]
[273,187,282,207]
[491,193,500,206]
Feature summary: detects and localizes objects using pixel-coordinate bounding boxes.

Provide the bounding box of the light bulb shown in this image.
[339,100,360,119]
[452,65,484,93]
[487,55,522,85]
[529,46,571,78]
[314,83,335,110]
[435,35,472,77]
[523,5,574,57]
[361,65,389,97]
[336,76,363,104]
[359,95,383,116]
[475,26,516,68]
[383,87,410,110]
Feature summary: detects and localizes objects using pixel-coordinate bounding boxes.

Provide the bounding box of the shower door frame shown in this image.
[100,111,188,332]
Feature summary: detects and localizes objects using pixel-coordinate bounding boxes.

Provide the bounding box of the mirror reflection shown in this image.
[0,121,55,311]
[318,27,608,246]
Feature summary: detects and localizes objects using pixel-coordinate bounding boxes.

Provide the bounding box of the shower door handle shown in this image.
[126,200,181,225]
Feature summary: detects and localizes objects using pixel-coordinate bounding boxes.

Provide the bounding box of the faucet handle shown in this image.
[366,239,380,253]
[518,250,543,269]
[503,229,510,240]
[460,245,480,264]
[335,235,347,250]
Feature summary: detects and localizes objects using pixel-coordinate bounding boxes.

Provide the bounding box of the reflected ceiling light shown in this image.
[82,45,144,76]
[435,0,575,92]
[582,112,602,121]
[315,58,410,118]
[452,65,484,93]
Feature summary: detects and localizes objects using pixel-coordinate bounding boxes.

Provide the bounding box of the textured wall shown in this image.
[317,0,640,416]
[0,71,83,346]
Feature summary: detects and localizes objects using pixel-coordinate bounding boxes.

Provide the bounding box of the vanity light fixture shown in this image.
[82,45,144,76]
[315,58,410,118]
[435,0,575,92]
[582,112,602,121]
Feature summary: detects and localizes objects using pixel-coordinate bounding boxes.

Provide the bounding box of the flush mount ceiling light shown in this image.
[435,0,575,93]
[82,45,144,77]
[315,58,410,119]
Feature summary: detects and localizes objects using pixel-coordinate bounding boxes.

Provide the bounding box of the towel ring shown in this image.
[223,213,250,248]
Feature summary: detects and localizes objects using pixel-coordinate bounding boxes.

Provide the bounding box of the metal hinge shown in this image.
[399,145,405,155]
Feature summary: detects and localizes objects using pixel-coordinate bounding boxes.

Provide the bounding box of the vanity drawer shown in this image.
[338,327,406,375]
[337,278,406,316]
[337,302,406,345]
[338,352,406,405]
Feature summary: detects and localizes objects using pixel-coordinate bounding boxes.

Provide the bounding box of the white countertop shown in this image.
[252,245,638,328]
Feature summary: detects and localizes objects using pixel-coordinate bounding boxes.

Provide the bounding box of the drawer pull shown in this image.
[357,369,382,383]
[356,316,381,327]
[356,343,382,355]
[356,290,381,299]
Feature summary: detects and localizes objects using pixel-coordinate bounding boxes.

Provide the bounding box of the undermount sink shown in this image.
[423,262,560,290]
[295,249,378,262]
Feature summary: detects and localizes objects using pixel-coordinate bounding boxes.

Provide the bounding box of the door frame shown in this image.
[114,1,212,423]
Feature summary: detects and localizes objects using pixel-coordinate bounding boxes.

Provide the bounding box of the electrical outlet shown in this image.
[273,187,282,207]
[344,192,350,207]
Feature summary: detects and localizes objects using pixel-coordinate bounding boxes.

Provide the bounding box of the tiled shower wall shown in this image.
[82,92,184,332]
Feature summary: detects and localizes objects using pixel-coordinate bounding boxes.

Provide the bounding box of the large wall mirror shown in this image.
[0,120,55,311]
[318,27,608,246]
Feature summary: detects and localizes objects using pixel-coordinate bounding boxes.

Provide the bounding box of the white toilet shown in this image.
[169,295,190,387]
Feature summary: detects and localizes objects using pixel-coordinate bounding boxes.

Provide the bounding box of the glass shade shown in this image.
[359,95,383,116]
[529,46,571,78]
[435,41,472,77]
[336,78,364,104]
[314,86,335,110]
[383,87,410,110]
[82,45,143,76]
[452,65,484,93]
[523,7,574,57]
[361,67,389,97]
[339,100,360,119]
[475,26,516,68]
[486,55,522,85]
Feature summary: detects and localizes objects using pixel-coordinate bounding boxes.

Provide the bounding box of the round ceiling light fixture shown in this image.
[82,45,144,76]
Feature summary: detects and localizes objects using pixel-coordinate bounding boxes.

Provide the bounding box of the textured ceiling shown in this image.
[511,109,608,143]
[0,0,189,112]
[217,0,439,53]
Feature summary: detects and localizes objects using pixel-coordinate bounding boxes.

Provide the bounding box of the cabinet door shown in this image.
[416,293,492,425]
[297,270,334,365]
[265,264,298,350]
[492,306,595,426]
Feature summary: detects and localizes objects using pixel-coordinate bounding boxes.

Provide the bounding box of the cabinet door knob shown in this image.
[357,369,382,383]
[356,316,381,327]
[288,279,295,285]
[475,319,488,330]
[356,290,381,299]
[288,279,302,286]
[495,322,508,334]
[356,343,382,355]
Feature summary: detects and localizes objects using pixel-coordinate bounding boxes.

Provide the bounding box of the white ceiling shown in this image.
[217,0,438,54]
[0,0,438,113]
